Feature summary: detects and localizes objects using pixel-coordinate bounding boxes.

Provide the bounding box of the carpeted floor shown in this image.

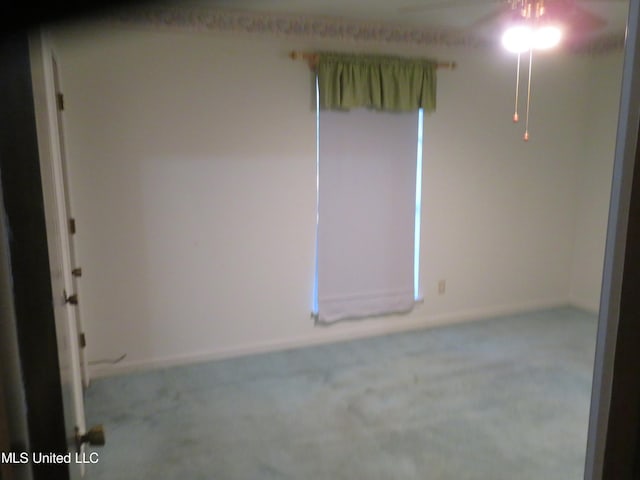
[84,307,597,479]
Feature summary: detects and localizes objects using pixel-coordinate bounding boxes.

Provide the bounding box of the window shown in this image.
[313,93,424,323]
[414,108,424,301]
[309,51,436,323]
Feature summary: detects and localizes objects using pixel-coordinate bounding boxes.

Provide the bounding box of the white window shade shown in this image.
[317,108,419,323]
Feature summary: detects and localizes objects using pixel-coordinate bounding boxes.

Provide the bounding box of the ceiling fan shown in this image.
[398,0,626,141]
[398,0,623,40]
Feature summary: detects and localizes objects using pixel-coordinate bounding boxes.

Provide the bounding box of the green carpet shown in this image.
[85,307,597,479]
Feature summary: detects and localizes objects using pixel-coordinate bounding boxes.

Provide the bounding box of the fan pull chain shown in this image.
[523,48,533,141]
[513,52,521,123]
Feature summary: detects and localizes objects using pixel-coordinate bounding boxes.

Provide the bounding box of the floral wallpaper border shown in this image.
[105,6,625,55]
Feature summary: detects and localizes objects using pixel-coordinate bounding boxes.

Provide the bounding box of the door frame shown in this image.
[0,31,70,480]
[585,0,640,477]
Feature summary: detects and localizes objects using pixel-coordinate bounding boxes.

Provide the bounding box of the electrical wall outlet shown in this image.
[438,279,446,295]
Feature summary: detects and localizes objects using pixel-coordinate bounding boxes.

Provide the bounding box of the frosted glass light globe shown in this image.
[502,26,533,53]
[533,26,562,50]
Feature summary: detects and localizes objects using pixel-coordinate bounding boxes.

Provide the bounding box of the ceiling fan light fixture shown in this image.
[501,25,533,53]
[532,25,563,50]
[502,24,563,53]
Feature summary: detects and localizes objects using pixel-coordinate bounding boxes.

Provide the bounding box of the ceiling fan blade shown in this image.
[572,5,608,30]
[467,7,513,31]
[547,1,608,33]
[397,0,503,14]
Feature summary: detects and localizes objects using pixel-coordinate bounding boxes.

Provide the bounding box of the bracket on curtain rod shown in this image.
[288,51,457,71]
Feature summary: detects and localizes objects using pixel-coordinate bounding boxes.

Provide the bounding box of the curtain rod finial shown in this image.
[290,51,319,69]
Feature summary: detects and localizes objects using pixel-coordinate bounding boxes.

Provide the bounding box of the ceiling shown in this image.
[183,0,629,46]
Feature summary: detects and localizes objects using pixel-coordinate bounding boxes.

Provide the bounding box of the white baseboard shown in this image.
[89,297,569,379]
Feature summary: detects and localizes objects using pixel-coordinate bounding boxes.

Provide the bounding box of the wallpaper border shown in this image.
[105,6,625,54]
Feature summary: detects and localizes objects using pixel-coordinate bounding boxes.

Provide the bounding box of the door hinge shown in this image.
[64,290,79,305]
[79,333,87,348]
[56,92,64,111]
[69,217,76,235]
[75,425,105,451]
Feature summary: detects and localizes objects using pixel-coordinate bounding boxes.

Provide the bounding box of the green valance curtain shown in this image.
[316,52,437,113]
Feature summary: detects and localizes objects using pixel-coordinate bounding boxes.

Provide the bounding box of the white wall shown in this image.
[569,52,624,312]
[50,22,616,377]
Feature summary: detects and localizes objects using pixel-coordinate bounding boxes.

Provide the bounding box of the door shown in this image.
[29,31,90,479]
[51,53,91,390]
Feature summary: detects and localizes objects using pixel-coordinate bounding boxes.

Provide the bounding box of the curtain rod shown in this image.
[289,51,457,70]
